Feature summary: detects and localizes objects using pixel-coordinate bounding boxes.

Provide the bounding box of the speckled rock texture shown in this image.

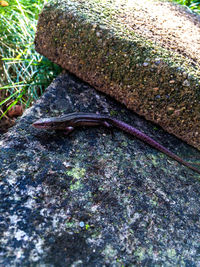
[0,72,200,266]
[34,0,200,150]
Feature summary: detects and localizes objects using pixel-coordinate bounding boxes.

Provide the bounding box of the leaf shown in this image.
[0,1,9,7]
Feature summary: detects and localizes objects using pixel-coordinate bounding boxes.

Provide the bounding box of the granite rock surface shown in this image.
[0,73,200,265]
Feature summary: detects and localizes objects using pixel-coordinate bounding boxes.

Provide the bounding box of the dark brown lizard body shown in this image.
[32,112,200,175]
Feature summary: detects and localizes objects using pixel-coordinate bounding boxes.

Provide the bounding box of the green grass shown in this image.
[172,0,200,13]
[0,0,61,119]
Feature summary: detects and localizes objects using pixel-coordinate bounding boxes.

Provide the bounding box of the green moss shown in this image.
[66,166,86,179]
[66,166,86,191]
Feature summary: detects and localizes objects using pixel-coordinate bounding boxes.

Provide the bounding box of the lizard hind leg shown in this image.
[64,126,74,135]
[102,121,111,128]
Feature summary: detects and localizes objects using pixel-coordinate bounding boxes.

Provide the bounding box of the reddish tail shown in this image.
[110,118,200,175]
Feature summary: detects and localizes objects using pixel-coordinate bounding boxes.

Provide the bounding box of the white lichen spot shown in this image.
[15,248,24,259]
[24,197,36,209]
[9,214,20,224]
[15,229,29,241]
[6,170,17,185]
[91,204,99,212]
[103,244,118,259]
[34,237,45,254]
[52,216,60,228]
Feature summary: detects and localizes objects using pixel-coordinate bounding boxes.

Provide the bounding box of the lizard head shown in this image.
[32,116,71,130]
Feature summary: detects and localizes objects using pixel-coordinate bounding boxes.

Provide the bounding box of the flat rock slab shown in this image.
[35,0,200,150]
[0,72,200,266]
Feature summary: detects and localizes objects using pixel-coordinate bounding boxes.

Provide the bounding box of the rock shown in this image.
[0,73,200,265]
[35,0,200,150]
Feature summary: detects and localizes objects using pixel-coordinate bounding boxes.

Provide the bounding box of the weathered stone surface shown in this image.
[34,0,200,150]
[0,72,200,265]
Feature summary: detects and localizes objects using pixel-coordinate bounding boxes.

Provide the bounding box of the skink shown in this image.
[32,112,200,175]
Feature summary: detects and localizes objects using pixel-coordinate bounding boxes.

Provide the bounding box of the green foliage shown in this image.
[0,0,61,119]
[173,0,200,13]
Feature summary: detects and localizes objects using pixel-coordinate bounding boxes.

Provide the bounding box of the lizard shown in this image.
[32,112,200,175]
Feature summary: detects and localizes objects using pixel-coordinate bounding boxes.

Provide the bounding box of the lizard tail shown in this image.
[110,118,200,175]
